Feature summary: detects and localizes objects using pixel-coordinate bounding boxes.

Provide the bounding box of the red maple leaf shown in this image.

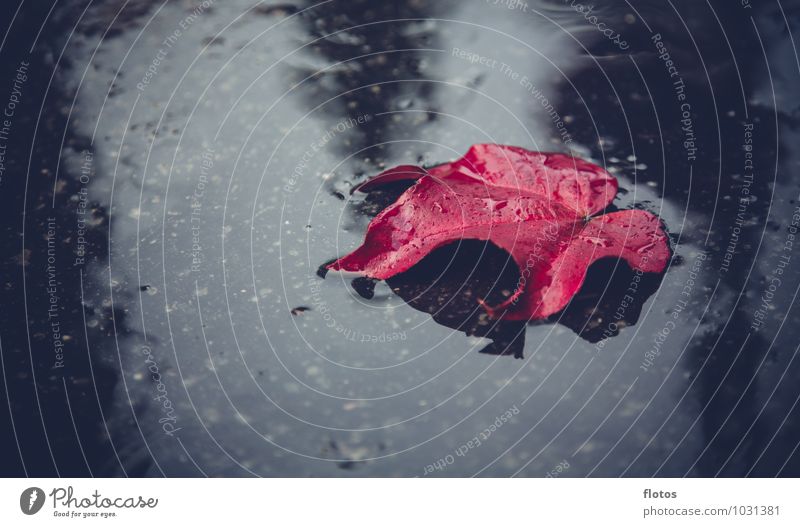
[328,144,670,321]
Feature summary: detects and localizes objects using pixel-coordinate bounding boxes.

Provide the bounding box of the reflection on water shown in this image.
[2,0,799,476]
[336,178,666,359]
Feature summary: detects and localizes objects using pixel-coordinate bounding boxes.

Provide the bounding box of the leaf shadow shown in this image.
[381,241,663,359]
[336,182,665,359]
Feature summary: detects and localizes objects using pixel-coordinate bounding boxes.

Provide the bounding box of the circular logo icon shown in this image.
[20,487,45,515]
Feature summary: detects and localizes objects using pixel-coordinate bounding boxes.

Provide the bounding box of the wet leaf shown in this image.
[328,144,670,320]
